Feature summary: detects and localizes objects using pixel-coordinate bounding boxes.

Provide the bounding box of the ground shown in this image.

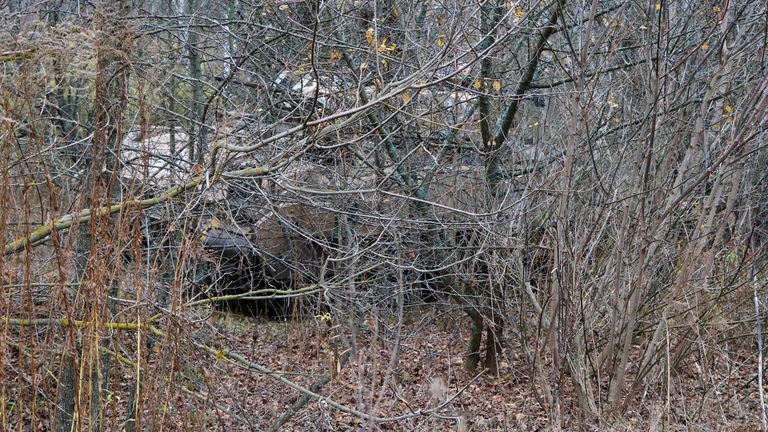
[129,306,764,431]
[4,306,764,431]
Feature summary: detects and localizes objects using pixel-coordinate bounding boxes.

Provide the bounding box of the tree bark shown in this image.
[465,308,483,372]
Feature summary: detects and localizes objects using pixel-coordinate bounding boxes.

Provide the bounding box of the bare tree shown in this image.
[0,0,766,429]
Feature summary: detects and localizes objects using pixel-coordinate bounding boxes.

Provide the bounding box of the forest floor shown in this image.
[5,305,763,431]
[150,305,763,431]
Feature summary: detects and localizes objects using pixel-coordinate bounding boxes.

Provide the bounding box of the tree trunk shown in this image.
[54,352,76,432]
[484,314,503,375]
[465,308,483,372]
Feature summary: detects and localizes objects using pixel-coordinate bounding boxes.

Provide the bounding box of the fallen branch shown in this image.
[266,351,351,432]
[99,347,251,427]
[3,164,271,256]
[200,344,426,423]
[0,48,37,62]
[4,313,455,425]
[2,317,164,336]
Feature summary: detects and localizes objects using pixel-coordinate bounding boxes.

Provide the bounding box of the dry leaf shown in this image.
[492,79,501,91]
[473,79,482,90]
[402,92,411,103]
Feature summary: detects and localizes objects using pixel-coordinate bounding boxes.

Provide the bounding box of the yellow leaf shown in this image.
[437,34,445,47]
[215,350,225,360]
[377,38,396,53]
[278,4,289,11]
[365,28,375,46]
[701,42,709,51]
[472,79,482,90]
[402,92,411,103]
[712,5,721,12]
[723,105,733,113]
[492,80,501,91]
[713,122,721,130]
[392,8,400,18]
[515,6,525,17]
[655,3,661,11]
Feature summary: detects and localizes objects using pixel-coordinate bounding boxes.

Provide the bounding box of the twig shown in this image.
[755,284,767,428]
[266,352,351,432]
[200,344,426,423]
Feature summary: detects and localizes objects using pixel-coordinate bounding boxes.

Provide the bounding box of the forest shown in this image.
[0,0,767,430]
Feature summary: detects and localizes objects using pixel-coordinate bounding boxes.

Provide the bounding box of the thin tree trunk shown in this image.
[484,313,503,375]
[465,308,483,372]
[55,352,77,432]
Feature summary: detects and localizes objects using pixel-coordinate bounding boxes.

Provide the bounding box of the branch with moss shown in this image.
[0,48,37,62]
[492,1,562,147]
[184,285,321,308]
[2,317,164,336]
[3,164,271,256]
